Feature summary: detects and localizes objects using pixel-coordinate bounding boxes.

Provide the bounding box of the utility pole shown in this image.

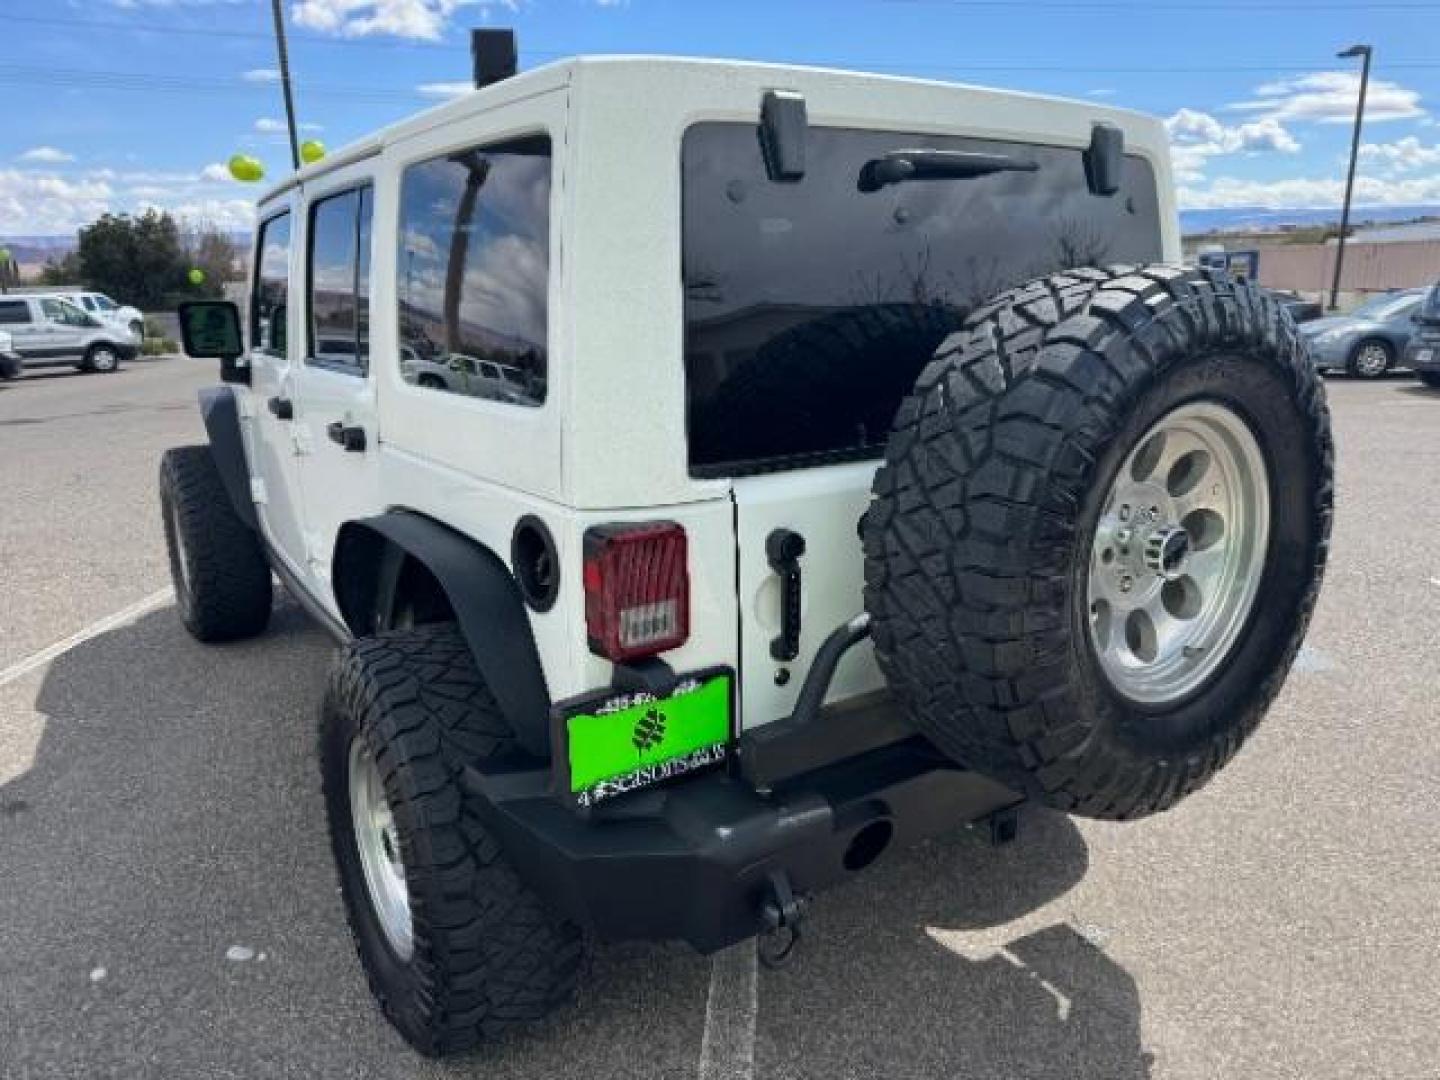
[1330,44,1372,311]
[270,0,301,171]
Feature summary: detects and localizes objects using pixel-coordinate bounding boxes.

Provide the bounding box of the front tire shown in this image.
[1418,371,1440,389]
[320,625,584,1057]
[864,266,1334,820]
[159,445,273,641]
[1348,338,1393,378]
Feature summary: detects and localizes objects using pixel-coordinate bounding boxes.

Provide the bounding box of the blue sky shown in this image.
[2,0,1438,237]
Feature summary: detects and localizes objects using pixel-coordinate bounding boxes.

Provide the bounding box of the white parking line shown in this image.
[697,940,759,1080]
[0,588,173,689]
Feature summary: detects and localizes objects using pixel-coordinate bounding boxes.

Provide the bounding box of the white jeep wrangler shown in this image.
[162,52,1332,1057]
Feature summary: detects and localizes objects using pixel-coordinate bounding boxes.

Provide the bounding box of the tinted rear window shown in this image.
[683,123,1163,476]
[0,301,29,325]
[397,134,551,407]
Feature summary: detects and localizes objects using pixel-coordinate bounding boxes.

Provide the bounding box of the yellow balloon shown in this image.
[228,154,265,183]
[300,140,326,165]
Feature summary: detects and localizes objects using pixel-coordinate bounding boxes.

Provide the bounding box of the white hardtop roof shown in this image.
[256,54,1157,205]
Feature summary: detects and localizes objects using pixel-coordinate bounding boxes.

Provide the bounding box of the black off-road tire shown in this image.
[159,445,272,642]
[691,302,965,467]
[864,266,1333,820]
[320,625,584,1058]
[1417,371,1440,389]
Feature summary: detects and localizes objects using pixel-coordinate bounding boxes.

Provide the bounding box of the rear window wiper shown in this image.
[858,149,1039,193]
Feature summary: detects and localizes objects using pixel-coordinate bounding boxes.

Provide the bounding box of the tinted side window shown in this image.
[0,301,31,325]
[252,212,292,357]
[397,134,550,406]
[43,299,92,326]
[682,123,1164,476]
[308,187,372,374]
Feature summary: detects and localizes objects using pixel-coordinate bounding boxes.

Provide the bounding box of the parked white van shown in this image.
[0,294,138,373]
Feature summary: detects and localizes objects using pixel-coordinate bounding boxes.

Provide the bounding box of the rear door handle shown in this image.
[766,528,806,661]
[327,421,367,453]
[266,395,293,420]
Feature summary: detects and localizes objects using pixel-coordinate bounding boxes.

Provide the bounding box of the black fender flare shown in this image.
[198,385,259,532]
[333,511,553,759]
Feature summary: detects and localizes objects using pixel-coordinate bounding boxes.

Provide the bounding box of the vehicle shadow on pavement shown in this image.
[753,806,1151,1078]
[1,601,715,1080]
[1,600,1138,1079]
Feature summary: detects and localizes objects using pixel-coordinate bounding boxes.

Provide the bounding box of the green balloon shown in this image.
[300,139,326,165]
[188,268,206,286]
[228,154,265,183]
[0,248,10,262]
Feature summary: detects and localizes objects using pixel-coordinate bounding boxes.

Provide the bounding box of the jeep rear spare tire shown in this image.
[864,266,1333,819]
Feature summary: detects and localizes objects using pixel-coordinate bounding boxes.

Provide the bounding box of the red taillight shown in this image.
[583,522,689,662]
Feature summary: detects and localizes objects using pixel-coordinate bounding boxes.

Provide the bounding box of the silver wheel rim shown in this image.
[1086,401,1270,705]
[348,738,413,959]
[1354,343,1388,376]
[92,348,116,371]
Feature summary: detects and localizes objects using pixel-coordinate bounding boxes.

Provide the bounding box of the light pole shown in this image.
[269,0,301,171]
[1330,43,1372,311]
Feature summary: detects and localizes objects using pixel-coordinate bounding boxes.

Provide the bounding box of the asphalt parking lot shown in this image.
[2,357,1438,1079]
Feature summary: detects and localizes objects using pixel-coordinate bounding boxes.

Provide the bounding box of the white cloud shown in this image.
[136,198,256,232]
[0,161,254,235]
[417,81,473,99]
[255,118,324,133]
[1230,71,1425,125]
[0,170,113,234]
[291,0,515,42]
[1164,108,1300,184]
[1178,172,1440,211]
[19,147,76,164]
[241,67,281,83]
[1358,136,1440,175]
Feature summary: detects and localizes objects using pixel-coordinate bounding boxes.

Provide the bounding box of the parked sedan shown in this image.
[1299,289,1426,378]
[1403,285,1440,388]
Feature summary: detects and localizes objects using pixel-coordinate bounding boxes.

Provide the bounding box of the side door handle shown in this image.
[326,421,367,453]
[766,528,806,662]
[266,395,293,420]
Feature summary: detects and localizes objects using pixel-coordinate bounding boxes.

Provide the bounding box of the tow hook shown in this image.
[758,869,808,969]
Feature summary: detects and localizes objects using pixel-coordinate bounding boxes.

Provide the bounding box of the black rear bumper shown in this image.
[464,733,1020,954]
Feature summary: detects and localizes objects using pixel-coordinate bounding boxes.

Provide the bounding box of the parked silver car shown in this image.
[1299,289,1426,378]
[0,328,21,379]
[0,294,138,374]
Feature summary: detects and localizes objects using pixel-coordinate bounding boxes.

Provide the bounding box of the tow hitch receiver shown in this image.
[758,869,807,968]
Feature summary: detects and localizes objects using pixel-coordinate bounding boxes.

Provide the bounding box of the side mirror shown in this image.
[178,301,248,385]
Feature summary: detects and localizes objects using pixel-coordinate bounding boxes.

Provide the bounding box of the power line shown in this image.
[9,11,1440,73]
[0,63,422,104]
[881,0,1440,8]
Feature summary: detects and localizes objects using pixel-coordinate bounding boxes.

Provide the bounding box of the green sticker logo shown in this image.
[632,708,666,754]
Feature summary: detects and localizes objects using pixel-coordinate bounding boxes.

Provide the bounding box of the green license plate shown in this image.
[553,668,733,808]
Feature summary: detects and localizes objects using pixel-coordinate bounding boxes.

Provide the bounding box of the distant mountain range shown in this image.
[1180,204,1440,236]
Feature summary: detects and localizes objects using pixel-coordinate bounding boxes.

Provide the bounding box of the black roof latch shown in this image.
[759,90,807,183]
[1083,121,1124,197]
